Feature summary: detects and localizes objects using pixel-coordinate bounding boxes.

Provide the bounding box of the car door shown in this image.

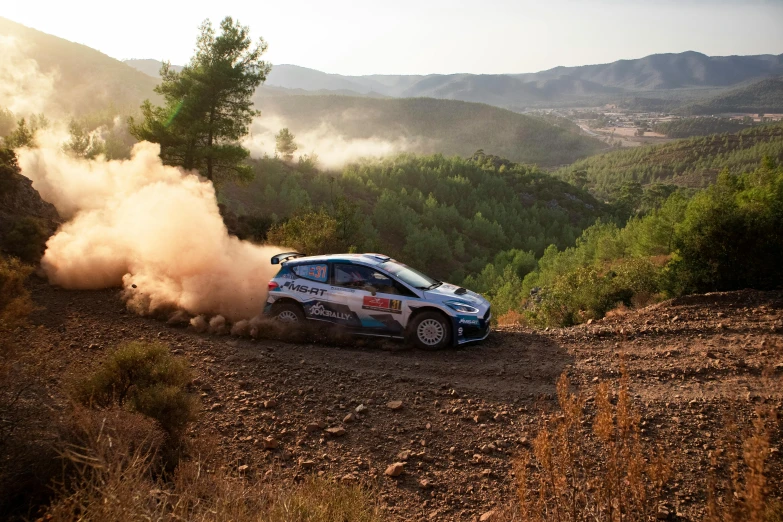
[285,263,345,324]
[328,263,415,336]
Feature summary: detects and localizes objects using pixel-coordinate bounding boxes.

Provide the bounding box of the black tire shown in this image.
[409,311,452,350]
[272,302,305,324]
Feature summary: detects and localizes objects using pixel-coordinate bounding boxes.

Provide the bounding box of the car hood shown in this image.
[422,283,490,311]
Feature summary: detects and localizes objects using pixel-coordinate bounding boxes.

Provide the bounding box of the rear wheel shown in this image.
[409,311,452,350]
[272,302,304,323]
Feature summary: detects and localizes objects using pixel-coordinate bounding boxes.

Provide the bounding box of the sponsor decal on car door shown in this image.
[362,296,403,314]
[328,263,411,334]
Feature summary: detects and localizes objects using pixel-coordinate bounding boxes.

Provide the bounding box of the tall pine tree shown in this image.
[130,17,270,183]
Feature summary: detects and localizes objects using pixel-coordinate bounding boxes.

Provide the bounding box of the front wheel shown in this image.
[409,311,452,350]
[272,302,305,324]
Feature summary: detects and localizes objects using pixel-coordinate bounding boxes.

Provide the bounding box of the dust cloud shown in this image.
[18,142,285,322]
[243,114,415,168]
[0,36,57,117]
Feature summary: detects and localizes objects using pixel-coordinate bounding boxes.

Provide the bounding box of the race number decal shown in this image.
[293,264,328,282]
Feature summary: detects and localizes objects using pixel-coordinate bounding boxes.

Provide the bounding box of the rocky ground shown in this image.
[13,281,783,521]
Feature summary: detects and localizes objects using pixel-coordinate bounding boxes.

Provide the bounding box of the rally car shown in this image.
[264,252,491,349]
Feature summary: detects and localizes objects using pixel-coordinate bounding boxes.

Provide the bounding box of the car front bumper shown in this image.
[453,307,491,345]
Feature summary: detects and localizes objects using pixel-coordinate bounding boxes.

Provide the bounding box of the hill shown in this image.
[0,19,603,168]
[222,152,608,280]
[251,95,605,166]
[680,76,783,115]
[651,117,757,138]
[0,17,158,115]
[122,58,183,78]
[554,122,783,198]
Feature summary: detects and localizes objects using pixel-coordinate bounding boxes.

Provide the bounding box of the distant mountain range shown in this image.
[3,13,782,169]
[0,18,604,166]
[126,52,783,110]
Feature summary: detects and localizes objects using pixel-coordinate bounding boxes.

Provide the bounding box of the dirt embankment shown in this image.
[9,282,783,521]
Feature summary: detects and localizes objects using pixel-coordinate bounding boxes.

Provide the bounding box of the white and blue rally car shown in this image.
[264,252,491,349]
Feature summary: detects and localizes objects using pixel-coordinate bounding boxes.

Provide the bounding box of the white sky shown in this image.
[4,0,783,75]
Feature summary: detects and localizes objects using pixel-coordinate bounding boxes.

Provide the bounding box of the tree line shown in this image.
[472,158,783,325]
[556,122,783,200]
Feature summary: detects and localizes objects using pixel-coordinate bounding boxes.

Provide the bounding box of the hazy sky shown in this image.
[4,0,783,75]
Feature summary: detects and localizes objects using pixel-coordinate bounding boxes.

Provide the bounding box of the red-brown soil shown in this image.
[9,281,783,521]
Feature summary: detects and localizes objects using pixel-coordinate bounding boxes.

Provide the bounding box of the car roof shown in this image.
[284,253,392,267]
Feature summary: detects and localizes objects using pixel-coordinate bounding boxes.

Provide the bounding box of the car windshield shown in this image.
[381,260,440,290]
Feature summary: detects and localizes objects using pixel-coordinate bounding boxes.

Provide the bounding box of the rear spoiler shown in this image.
[271,252,306,265]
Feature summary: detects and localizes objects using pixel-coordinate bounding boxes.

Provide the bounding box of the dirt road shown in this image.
[16,281,783,520]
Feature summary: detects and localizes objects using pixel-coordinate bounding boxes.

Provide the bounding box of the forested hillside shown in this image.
[651,117,753,138]
[222,152,607,282]
[0,17,158,114]
[681,77,783,115]
[466,157,783,325]
[555,122,783,198]
[253,95,605,166]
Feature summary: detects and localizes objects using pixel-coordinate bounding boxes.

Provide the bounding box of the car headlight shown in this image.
[445,301,479,314]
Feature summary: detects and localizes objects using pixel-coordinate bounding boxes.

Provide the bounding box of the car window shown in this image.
[333,264,400,294]
[292,263,328,283]
[380,260,438,289]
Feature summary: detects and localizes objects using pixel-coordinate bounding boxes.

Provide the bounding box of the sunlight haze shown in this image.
[3,0,782,75]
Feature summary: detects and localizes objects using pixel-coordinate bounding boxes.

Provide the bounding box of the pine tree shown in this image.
[130,17,270,183]
[275,128,298,161]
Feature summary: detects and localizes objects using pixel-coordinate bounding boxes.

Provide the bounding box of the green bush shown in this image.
[0,147,20,194]
[525,257,662,327]
[3,217,50,263]
[72,342,197,435]
[266,208,341,255]
[669,162,783,293]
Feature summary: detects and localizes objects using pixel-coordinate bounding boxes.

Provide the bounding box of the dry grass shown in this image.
[45,414,383,522]
[41,341,383,521]
[705,370,780,522]
[498,309,525,327]
[0,254,33,332]
[604,302,630,319]
[515,367,671,521]
[513,364,781,522]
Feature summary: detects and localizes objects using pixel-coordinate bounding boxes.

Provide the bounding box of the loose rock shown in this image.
[385,462,404,477]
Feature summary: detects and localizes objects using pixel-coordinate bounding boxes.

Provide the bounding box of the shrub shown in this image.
[3,216,50,263]
[670,164,783,293]
[526,257,663,327]
[0,147,20,194]
[72,341,197,436]
[0,254,33,332]
[266,208,341,255]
